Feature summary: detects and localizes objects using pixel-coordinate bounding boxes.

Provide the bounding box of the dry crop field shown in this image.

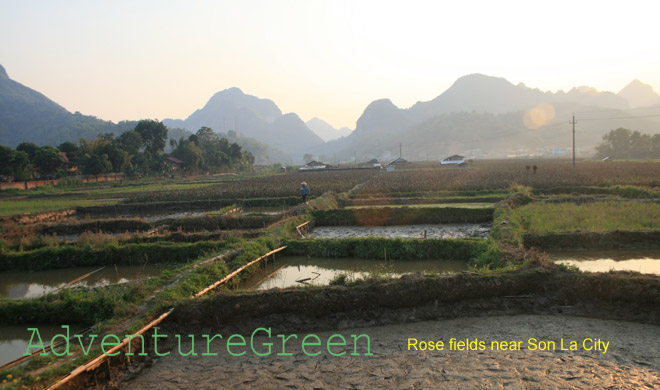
[357,160,660,196]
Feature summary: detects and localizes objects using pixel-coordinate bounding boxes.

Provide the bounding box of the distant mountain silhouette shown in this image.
[306,117,352,142]
[322,74,658,161]
[5,65,659,163]
[618,79,660,108]
[353,74,630,140]
[163,88,323,160]
[0,64,135,147]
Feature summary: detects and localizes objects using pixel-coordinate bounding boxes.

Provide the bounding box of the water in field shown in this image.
[239,256,468,290]
[141,211,207,223]
[549,249,660,275]
[241,207,289,216]
[312,224,491,239]
[0,325,74,367]
[0,264,171,299]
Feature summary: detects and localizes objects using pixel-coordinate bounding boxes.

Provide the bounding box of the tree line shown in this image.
[596,128,660,160]
[0,120,254,181]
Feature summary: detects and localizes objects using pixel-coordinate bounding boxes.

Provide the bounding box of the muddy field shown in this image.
[312,224,491,239]
[120,315,660,389]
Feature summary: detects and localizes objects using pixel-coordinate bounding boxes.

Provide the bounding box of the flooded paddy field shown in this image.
[549,249,660,275]
[140,211,208,223]
[0,264,172,299]
[312,223,491,239]
[239,256,468,290]
[0,325,73,367]
[241,207,290,216]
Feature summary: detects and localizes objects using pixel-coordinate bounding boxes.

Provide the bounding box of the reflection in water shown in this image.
[549,249,660,275]
[239,256,468,290]
[0,265,171,299]
[0,325,72,367]
[312,224,490,239]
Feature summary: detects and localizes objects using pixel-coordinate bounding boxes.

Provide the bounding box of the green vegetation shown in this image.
[596,127,660,159]
[0,198,119,217]
[283,237,496,263]
[0,281,149,326]
[158,214,281,231]
[0,241,229,271]
[533,184,660,198]
[511,202,660,234]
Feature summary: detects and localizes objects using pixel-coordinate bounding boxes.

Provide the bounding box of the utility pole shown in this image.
[570,114,577,168]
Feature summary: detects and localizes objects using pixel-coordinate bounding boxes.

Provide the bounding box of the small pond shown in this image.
[548,249,660,276]
[312,224,490,239]
[0,325,77,367]
[239,256,468,290]
[0,264,172,300]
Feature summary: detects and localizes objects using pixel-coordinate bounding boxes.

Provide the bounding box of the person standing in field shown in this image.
[299,181,310,204]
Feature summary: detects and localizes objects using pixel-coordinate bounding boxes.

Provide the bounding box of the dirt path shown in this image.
[119,315,660,389]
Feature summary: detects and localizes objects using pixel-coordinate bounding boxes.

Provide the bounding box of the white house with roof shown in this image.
[441,154,466,165]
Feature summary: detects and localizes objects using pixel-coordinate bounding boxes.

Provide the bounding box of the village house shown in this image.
[441,154,467,166]
[162,156,184,173]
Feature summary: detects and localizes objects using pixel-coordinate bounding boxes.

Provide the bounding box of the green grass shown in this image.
[511,201,660,234]
[0,198,120,217]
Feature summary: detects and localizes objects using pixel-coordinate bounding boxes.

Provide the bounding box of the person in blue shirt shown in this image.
[299,181,310,203]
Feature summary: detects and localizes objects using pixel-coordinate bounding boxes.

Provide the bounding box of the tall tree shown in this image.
[134,120,168,155]
[117,130,143,156]
[57,141,79,164]
[33,146,64,177]
[596,128,658,159]
[16,142,39,161]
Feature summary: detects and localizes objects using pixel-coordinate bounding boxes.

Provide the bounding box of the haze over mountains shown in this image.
[0,64,136,147]
[2,62,660,163]
[318,74,660,161]
[305,118,352,142]
[162,88,328,160]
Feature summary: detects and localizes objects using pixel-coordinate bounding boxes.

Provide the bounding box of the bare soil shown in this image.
[117,315,660,389]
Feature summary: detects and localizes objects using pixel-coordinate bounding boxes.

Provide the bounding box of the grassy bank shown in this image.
[283,237,499,264]
[173,265,660,328]
[0,241,229,271]
[511,202,660,234]
[77,197,301,217]
[157,214,282,231]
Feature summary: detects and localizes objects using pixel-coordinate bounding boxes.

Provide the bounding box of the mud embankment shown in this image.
[172,266,660,333]
[77,197,300,218]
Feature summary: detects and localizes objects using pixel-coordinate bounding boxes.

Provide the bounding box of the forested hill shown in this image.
[0,64,136,147]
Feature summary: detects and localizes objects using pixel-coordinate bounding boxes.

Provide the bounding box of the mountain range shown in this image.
[0,64,137,147]
[163,88,326,159]
[2,62,660,163]
[319,74,660,161]
[305,118,352,142]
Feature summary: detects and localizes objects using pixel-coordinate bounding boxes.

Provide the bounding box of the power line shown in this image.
[570,115,577,168]
[574,106,660,115]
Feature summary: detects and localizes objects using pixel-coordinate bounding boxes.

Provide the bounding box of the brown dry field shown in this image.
[119,314,660,390]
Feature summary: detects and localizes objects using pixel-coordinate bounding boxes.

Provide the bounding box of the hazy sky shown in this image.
[2,0,659,130]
